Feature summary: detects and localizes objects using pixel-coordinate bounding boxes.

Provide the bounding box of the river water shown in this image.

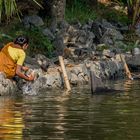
[0,79,140,140]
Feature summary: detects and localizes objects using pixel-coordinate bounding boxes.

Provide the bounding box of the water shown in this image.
[0,79,140,140]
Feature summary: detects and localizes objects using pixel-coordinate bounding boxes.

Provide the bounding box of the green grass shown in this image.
[65,1,129,25]
[96,3,130,25]
[65,1,97,23]
[25,27,53,57]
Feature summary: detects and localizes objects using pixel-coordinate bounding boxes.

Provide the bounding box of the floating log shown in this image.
[59,56,71,91]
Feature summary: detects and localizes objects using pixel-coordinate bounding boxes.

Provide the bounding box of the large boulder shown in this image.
[0,73,17,96]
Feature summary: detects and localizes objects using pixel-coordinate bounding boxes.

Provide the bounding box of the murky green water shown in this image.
[0,79,140,140]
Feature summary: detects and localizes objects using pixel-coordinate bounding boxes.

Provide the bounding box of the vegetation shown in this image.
[0,22,53,57]
[0,0,138,25]
[114,0,140,26]
[0,0,41,22]
[66,0,140,25]
[0,0,140,56]
[96,3,129,24]
[0,0,18,22]
[66,0,97,23]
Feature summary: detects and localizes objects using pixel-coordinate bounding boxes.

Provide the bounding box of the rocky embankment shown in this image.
[1,15,140,95]
[0,53,125,95]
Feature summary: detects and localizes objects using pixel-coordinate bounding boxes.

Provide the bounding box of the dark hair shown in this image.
[14,35,29,46]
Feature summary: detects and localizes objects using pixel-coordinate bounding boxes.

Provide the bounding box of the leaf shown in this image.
[32,0,43,9]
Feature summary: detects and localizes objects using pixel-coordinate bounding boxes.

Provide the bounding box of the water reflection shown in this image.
[0,96,24,140]
[22,92,71,140]
[1,79,140,140]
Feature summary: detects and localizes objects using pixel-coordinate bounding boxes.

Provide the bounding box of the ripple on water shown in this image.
[0,79,140,139]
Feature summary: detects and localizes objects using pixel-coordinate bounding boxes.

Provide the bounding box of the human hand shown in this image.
[22,66,29,71]
[85,62,91,69]
[27,71,35,81]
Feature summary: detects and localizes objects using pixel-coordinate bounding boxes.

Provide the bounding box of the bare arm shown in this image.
[22,66,29,71]
[16,65,34,81]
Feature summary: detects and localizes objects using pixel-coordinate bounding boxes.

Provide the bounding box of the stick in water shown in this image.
[59,56,71,91]
[120,54,133,80]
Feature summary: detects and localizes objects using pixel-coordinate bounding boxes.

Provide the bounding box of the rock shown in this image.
[102,49,115,58]
[101,19,116,29]
[0,72,17,95]
[70,73,78,85]
[59,20,70,31]
[100,28,124,45]
[70,65,83,75]
[25,56,40,69]
[35,54,52,72]
[22,15,44,28]
[135,23,140,37]
[22,76,47,95]
[91,21,103,43]
[132,47,140,55]
[126,54,140,70]
[42,28,55,41]
[53,34,66,56]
